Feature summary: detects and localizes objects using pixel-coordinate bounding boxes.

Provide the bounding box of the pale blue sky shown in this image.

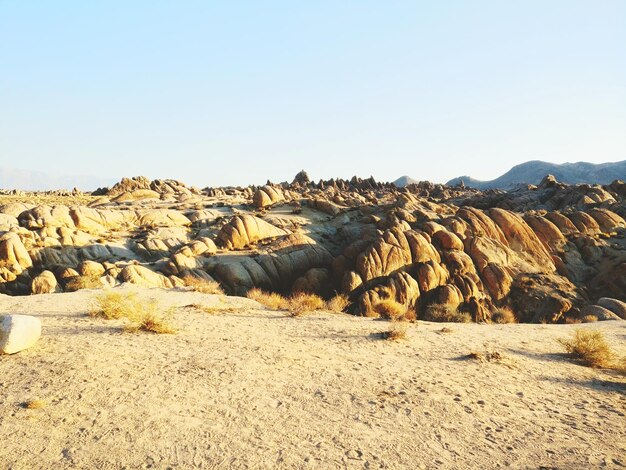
[1,1,625,187]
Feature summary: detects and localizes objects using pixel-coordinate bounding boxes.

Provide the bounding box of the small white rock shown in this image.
[0,314,42,354]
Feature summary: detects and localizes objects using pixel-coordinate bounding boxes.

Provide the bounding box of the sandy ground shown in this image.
[1,287,625,470]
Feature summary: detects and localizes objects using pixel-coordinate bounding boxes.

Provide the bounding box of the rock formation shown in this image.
[0,172,624,323]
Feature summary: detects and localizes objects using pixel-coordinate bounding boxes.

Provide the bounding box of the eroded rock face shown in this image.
[253,185,285,209]
[0,173,624,323]
[216,215,288,250]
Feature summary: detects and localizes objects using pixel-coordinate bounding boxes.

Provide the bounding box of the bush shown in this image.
[91,291,177,334]
[326,294,350,313]
[372,300,406,320]
[424,304,471,323]
[558,329,614,368]
[65,274,102,292]
[581,315,598,323]
[491,306,517,324]
[182,275,224,295]
[247,288,289,310]
[287,292,326,316]
[381,322,408,341]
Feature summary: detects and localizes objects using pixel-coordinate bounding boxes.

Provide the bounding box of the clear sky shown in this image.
[1,1,625,187]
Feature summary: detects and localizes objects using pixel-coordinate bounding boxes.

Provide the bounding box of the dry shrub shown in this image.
[65,274,102,292]
[90,291,136,319]
[182,276,224,295]
[326,294,350,313]
[287,292,326,316]
[581,315,598,323]
[564,317,583,324]
[22,399,46,409]
[559,329,614,368]
[247,288,289,310]
[91,291,177,334]
[491,306,516,324]
[424,304,471,323]
[373,300,408,320]
[124,310,177,334]
[467,351,504,363]
[381,322,408,341]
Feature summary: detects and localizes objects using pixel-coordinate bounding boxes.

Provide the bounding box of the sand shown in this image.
[1,287,625,469]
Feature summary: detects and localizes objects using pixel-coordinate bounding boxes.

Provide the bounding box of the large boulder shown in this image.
[31,270,60,294]
[253,185,285,209]
[0,315,42,354]
[597,297,626,319]
[216,215,287,250]
[118,265,173,288]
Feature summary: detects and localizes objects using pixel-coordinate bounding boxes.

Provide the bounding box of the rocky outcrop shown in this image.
[216,215,288,250]
[253,185,285,209]
[1,174,624,322]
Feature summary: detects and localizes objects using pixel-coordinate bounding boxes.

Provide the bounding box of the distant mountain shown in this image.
[0,167,114,191]
[446,160,626,190]
[393,175,420,187]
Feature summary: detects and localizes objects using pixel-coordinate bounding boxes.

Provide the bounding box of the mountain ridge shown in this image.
[445,160,626,190]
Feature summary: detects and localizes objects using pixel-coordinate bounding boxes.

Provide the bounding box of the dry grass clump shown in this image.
[247,288,328,316]
[581,315,598,323]
[123,310,177,334]
[22,399,46,409]
[424,304,471,323]
[381,322,408,341]
[91,291,177,334]
[490,306,517,324]
[247,288,289,310]
[90,291,135,319]
[326,294,350,313]
[558,329,615,368]
[372,300,408,320]
[287,292,326,316]
[182,276,224,295]
[65,274,102,292]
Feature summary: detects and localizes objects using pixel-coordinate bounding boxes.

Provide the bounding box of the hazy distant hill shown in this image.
[446,160,626,190]
[0,167,113,191]
[393,175,420,187]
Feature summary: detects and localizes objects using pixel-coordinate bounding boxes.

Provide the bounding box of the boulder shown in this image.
[253,185,285,209]
[118,265,173,288]
[217,215,288,250]
[597,298,626,319]
[0,314,42,354]
[31,270,60,294]
[580,305,621,321]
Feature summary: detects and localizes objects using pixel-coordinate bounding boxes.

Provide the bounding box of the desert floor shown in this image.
[1,287,625,469]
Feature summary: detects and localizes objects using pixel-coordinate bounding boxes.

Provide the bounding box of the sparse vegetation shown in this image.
[22,399,46,409]
[558,329,614,368]
[287,292,326,316]
[65,274,102,292]
[123,310,177,334]
[490,306,516,324]
[381,321,408,341]
[581,315,598,323]
[247,288,327,316]
[326,294,350,313]
[182,275,224,295]
[247,288,289,310]
[90,291,177,334]
[372,299,407,320]
[424,304,471,323]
